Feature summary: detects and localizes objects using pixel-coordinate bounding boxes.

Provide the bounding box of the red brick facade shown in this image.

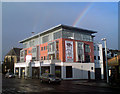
[22,38,94,63]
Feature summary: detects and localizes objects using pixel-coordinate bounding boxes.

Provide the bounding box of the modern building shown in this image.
[94,43,104,80]
[15,24,97,79]
[3,47,22,73]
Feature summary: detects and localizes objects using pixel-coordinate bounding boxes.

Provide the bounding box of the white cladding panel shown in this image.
[62,63,95,79]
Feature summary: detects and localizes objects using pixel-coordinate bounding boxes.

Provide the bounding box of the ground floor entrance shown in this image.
[14,62,95,80]
[32,67,39,78]
[95,68,101,80]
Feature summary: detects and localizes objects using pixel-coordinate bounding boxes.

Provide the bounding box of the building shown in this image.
[15,24,97,79]
[94,43,104,80]
[103,48,120,80]
[107,55,120,80]
[3,48,22,73]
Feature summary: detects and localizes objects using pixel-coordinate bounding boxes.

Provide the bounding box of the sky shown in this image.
[2,2,118,60]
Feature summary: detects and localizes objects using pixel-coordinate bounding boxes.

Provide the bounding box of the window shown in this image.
[46,46,48,50]
[62,31,73,39]
[85,44,90,53]
[85,55,90,62]
[32,57,36,60]
[42,35,49,43]
[83,35,91,41]
[32,48,36,53]
[94,56,96,60]
[25,50,27,56]
[94,46,96,51]
[54,31,62,40]
[98,56,100,60]
[41,57,43,60]
[57,53,59,60]
[56,41,59,51]
[23,43,27,48]
[20,51,24,57]
[44,46,46,50]
[41,47,43,51]
[97,47,99,51]
[48,42,54,52]
[91,67,93,70]
[44,56,46,60]
[28,50,31,54]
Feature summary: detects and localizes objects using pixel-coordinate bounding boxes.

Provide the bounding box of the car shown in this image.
[40,73,61,84]
[5,72,15,78]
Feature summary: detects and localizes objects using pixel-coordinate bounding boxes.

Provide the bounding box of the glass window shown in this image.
[56,41,59,51]
[44,56,46,60]
[62,31,73,39]
[28,50,31,54]
[54,31,62,40]
[23,43,27,48]
[44,46,46,50]
[32,48,36,53]
[32,57,36,60]
[85,55,90,62]
[48,42,54,52]
[41,57,43,60]
[85,44,90,53]
[83,35,91,41]
[42,35,49,43]
[46,46,48,50]
[98,56,100,60]
[20,51,24,57]
[94,46,96,51]
[94,56,96,60]
[97,47,99,51]
[41,47,43,51]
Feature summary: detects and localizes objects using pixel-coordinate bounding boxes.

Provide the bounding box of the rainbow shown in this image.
[73,3,94,27]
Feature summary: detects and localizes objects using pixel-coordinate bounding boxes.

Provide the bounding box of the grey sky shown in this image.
[2,2,118,60]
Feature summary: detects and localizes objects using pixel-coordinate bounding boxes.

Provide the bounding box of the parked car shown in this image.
[40,73,61,84]
[5,72,15,78]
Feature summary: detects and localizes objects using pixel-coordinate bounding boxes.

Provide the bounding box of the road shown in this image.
[2,76,120,93]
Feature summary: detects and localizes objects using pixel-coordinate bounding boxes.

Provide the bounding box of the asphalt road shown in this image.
[2,76,120,93]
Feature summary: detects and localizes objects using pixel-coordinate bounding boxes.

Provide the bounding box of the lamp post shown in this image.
[101,38,109,83]
[39,34,41,77]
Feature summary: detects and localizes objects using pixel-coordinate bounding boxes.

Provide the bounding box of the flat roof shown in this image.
[19,24,97,43]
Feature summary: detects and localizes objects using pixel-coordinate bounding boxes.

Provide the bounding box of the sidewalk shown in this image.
[73,80,120,88]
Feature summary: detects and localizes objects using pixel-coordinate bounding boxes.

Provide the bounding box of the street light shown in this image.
[39,34,41,77]
[101,38,109,83]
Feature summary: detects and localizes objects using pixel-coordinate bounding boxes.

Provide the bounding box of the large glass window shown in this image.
[85,44,90,53]
[54,31,62,40]
[48,42,54,52]
[32,48,36,53]
[62,31,73,39]
[42,35,49,43]
[29,40,35,47]
[77,42,84,62]
[83,35,92,41]
[23,43,27,48]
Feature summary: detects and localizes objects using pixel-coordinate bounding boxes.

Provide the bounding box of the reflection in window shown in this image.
[85,55,90,62]
[85,44,90,53]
